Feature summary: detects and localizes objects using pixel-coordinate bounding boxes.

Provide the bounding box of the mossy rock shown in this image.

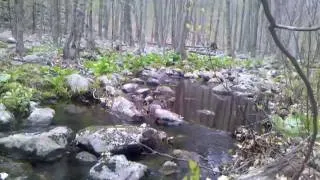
[0,156,33,179]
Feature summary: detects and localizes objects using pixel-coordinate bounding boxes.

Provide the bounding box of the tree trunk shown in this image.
[14,0,24,57]
[52,0,61,46]
[98,0,103,37]
[64,0,70,34]
[87,0,95,50]
[225,0,233,56]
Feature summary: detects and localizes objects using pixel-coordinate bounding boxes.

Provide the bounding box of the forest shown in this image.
[0,0,320,179]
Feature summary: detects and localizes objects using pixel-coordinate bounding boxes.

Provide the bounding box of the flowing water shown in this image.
[17,80,266,179]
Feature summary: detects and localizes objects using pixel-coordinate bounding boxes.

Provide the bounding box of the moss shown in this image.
[0,41,8,49]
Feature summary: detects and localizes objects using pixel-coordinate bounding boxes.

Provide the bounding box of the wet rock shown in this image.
[0,156,33,179]
[75,151,97,163]
[111,97,144,122]
[183,72,196,79]
[75,124,166,156]
[212,84,232,95]
[135,88,150,96]
[172,149,201,163]
[144,96,154,104]
[122,83,139,93]
[153,108,184,126]
[199,71,214,81]
[208,77,221,84]
[27,107,55,126]
[197,109,215,117]
[29,101,40,111]
[0,126,73,161]
[0,104,14,128]
[159,161,179,176]
[88,155,147,180]
[131,78,145,85]
[155,86,175,96]
[146,78,160,87]
[66,74,91,94]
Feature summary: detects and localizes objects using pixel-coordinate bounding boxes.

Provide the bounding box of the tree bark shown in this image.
[14,0,24,57]
[225,0,233,56]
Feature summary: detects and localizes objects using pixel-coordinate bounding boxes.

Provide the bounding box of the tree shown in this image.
[261,0,319,179]
[225,0,233,56]
[14,0,24,57]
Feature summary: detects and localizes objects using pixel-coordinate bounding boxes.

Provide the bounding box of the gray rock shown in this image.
[131,78,145,85]
[105,85,117,97]
[111,97,144,122]
[184,72,198,79]
[75,124,166,156]
[0,126,73,161]
[97,75,121,87]
[23,54,44,63]
[27,107,55,126]
[135,88,150,96]
[212,84,232,95]
[64,104,86,114]
[122,83,139,93]
[29,101,40,112]
[0,31,16,44]
[0,104,14,126]
[66,74,91,94]
[155,86,175,96]
[146,78,160,87]
[199,71,214,81]
[88,155,147,180]
[153,108,184,126]
[75,151,97,163]
[0,156,33,179]
[172,149,201,163]
[159,161,179,176]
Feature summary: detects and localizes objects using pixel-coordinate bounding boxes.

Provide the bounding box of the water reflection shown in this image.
[174,80,265,131]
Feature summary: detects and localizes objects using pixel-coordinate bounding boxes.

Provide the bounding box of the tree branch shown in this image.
[260,0,318,179]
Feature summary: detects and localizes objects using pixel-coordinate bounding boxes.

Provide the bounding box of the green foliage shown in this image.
[0,82,34,116]
[272,113,319,137]
[85,53,119,76]
[183,160,200,180]
[0,62,77,115]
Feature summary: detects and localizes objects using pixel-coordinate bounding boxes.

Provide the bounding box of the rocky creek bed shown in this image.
[0,61,282,180]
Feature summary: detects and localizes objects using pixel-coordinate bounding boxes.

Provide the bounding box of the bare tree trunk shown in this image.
[52,0,61,45]
[239,0,246,51]
[208,0,215,43]
[64,0,70,34]
[250,1,261,57]
[14,0,24,57]
[214,1,222,43]
[98,0,103,37]
[124,0,133,46]
[225,0,233,56]
[103,0,110,39]
[87,0,95,50]
[32,0,37,34]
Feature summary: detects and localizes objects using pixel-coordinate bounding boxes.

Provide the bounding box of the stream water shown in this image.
[20,80,266,180]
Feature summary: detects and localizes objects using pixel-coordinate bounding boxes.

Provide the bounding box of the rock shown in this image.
[184,72,198,79]
[105,85,117,96]
[66,74,91,94]
[131,78,145,85]
[75,151,97,163]
[23,54,44,63]
[0,104,14,128]
[208,77,221,84]
[27,107,55,126]
[0,126,73,161]
[75,124,166,156]
[111,97,144,122]
[146,78,160,87]
[0,156,33,179]
[212,84,232,95]
[172,149,201,163]
[135,88,150,96]
[0,31,16,44]
[144,96,154,104]
[199,71,214,81]
[88,155,147,180]
[155,86,175,96]
[122,83,139,93]
[159,161,179,176]
[196,109,215,117]
[29,101,40,111]
[153,108,184,126]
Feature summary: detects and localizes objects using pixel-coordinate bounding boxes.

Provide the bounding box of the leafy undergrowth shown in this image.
[0,62,77,116]
[84,51,261,76]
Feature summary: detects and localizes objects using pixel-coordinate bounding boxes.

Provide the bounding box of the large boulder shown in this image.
[0,104,14,129]
[111,97,144,122]
[27,107,55,126]
[75,124,166,156]
[122,83,139,93]
[66,74,91,94]
[0,126,73,161]
[23,54,44,63]
[88,155,147,180]
[75,151,98,163]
